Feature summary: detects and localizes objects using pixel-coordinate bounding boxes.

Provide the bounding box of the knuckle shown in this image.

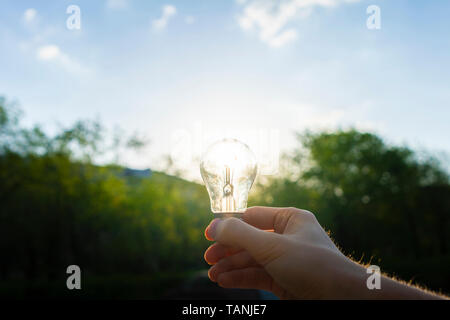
[286,206,300,213]
[300,209,317,222]
[274,207,299,232]
[276,207,318,232]
[288,207,317,221]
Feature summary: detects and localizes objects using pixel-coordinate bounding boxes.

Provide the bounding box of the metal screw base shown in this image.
[213,212,243,219]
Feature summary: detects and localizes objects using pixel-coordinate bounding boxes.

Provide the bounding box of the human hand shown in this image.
[204,206,360,299]
[204,206,446,300]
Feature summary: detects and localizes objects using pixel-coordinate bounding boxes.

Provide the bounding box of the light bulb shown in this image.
[200,138,257,218]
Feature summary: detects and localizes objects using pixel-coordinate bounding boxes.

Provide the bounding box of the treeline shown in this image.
[252,131,450,292]
[1,97,449,297]
[0,98,211,298]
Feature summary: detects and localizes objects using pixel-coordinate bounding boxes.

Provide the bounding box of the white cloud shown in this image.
[237,0,359,47]
[23,8,38,26]
[106,0,128,10]
[266,29,297,47]
[36,45,90,75]
[152,5,177,31]
[37,45,61,60]
[24,8,37,22]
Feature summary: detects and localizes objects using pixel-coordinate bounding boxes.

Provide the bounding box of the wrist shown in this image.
[323,254,368,299]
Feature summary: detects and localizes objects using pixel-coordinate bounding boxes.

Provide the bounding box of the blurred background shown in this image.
[0,0,449,299]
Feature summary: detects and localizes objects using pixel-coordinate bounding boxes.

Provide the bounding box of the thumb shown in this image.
[207,217,281,266]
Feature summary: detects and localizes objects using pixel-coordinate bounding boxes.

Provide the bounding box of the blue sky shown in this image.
[0,0,449,179]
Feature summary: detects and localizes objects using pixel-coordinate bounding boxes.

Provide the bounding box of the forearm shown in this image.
[327,257,446,300]
[369,275,445,300]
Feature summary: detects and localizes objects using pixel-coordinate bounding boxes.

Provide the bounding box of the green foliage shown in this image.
[252,129,450,292]
[0,99,211,298]
[1,98,449,297]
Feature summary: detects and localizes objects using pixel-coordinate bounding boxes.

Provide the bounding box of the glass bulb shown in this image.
[200,138,257,218]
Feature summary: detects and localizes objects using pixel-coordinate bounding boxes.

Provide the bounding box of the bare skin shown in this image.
[204,206,446,300]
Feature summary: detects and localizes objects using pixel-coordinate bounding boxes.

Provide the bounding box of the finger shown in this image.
[217,267,273,292]
[217,268,291,299]
[205,221,216,241]
[208,251,259,281]
[204,243,242,265]
[206,219,242,241]
[243,206,313,234]
[209,217,282,266]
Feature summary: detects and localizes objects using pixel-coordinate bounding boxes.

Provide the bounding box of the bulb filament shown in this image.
[223,166,235,212]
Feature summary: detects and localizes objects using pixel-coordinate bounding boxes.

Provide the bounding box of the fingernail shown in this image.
[208,267,217,282]
[207,218,221,240]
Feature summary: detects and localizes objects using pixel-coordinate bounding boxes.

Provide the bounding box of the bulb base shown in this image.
[213,212,243,219]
